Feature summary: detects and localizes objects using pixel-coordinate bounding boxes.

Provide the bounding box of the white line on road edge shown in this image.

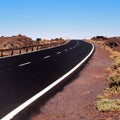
[19,62,31,67]
[1,43,94,120]
[43,55,51,59]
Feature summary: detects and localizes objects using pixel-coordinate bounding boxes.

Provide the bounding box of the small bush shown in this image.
[97,93,109,99]
[113,59,120,69]
[96,99,120,112]
[109,86,120,93]
[117,67,120,73]
[95,39,120,112]
[108,73,120,84]
[106,67,112,73]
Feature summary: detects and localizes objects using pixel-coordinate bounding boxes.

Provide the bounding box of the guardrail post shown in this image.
[11,50,13,55]
[31,47,33,51]
[50,44,52,48]
[26,48,28,52]
[36,46,39,50]
[19,49,21,54]
[0,51,3,57]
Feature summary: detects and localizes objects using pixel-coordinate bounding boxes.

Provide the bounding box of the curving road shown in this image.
[0,40,93,119]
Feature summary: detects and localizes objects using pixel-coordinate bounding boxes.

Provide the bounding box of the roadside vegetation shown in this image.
[91,38,120,112]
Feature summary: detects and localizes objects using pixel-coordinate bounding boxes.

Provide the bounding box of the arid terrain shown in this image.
[92,36,120,52]
[0,34,36,49]
[30,38,120,120]
[0,35,66,57]
[0,35,66,50]
[0,35,119,119]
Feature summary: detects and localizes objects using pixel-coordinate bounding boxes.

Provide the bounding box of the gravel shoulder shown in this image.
[30,44,118,120]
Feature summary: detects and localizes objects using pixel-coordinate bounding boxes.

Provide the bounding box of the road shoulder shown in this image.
[30,43,115,120]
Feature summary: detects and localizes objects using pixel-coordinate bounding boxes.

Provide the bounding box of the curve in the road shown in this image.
[0,40,94,120]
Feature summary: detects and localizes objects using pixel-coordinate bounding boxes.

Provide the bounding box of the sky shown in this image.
[0,0,120,40]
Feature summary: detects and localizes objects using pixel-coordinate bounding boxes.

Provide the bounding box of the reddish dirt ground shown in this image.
[30,44,120,120]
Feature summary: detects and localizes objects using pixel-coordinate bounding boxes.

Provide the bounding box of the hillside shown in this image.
[0,34,37,50]
[91,36,120,51]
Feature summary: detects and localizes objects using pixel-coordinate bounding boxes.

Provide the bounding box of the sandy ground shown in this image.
[30,44,120,120]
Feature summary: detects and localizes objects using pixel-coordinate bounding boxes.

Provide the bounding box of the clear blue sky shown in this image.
[0,0,120,40]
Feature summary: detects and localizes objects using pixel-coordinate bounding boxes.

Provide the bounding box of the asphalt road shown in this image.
[0,40,93,119]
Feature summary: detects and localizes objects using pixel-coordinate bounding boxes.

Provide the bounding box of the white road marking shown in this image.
[70,47,72,49]
[73,41,79,48]
[1,43,95,120]
[57,52,61,54]
[43,55,51,59]
[19,62,31,67]
[64,49,68,51]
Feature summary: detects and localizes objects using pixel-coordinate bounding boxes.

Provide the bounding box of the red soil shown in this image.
[30,44,120,120]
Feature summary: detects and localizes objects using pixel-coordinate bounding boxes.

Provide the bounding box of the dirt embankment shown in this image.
[0,34,37,50]
[30,43,120,120]
[92,36,120,52]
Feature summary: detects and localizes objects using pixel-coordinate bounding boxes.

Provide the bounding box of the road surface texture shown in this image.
[30,43,120,120]
[0,40,93,119]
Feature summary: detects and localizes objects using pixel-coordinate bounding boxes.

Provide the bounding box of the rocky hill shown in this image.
[91,36,120,51]
[0,34,37,50]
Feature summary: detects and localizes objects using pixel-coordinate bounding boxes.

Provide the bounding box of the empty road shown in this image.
[0,40,93,119]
